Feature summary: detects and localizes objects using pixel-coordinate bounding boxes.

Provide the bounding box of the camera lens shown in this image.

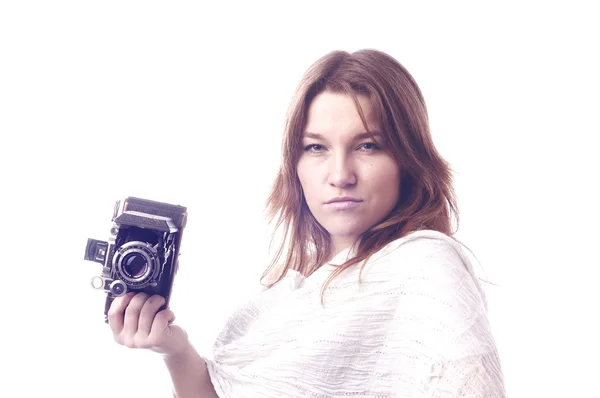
[122,253,148,278]
[113,241,158,286]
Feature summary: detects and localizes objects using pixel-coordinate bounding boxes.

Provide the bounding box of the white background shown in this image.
[1,1,598,397]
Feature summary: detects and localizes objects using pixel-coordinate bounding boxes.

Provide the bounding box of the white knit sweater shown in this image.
[205,230,505,397]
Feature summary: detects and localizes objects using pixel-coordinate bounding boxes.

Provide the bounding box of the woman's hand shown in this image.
[108,292,189,357]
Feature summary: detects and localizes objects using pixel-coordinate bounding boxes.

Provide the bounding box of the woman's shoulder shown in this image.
[371,229,466,264]
[364,229,488,308]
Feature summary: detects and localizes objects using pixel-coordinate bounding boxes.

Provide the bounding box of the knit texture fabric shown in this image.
[205,230,505,397]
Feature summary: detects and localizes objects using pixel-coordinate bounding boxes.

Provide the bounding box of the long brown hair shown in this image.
[262,49,460,301]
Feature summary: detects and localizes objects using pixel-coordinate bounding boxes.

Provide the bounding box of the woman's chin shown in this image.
[325,228,364,243]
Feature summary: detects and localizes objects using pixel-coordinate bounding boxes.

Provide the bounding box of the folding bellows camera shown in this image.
[84,197,187,322]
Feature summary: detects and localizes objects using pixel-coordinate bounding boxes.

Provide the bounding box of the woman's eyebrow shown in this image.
[303,131,383,140]
[355,131,383,140]
[303,132,325,140]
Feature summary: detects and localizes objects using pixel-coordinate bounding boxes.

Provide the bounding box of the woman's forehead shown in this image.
[304,91,380,135]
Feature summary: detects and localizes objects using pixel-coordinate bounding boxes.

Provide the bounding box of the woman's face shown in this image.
[297,91,401,253]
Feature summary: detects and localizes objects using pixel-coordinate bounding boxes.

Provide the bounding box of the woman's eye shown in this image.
[359,142,380,151]
[304,144,324,152]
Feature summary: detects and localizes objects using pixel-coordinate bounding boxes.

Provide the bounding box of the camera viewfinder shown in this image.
[85,239,109,264]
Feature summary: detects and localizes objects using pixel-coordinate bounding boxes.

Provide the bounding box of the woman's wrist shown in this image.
[162,339,195,364]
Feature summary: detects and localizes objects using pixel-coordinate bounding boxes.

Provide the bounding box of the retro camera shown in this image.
[84,197,187,323]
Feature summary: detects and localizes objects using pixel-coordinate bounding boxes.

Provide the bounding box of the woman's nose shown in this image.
[327,154,357,188]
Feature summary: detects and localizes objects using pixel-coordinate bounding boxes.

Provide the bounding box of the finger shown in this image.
[122,292,150,337]
[137,295,166,336]
[149,309,176,341]
[107,292,137,335]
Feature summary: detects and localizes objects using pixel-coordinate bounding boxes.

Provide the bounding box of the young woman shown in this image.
[108,49,506,397]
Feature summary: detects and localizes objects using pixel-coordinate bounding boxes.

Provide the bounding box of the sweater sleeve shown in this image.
[383,235,506,397]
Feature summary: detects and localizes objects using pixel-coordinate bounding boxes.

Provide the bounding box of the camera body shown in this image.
[84,197,187,323]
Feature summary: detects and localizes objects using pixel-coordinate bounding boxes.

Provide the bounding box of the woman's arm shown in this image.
[164,343,219,398]
[107,292,220,398]
[386,235,506,396]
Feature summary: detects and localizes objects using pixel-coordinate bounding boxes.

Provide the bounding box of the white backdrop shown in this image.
[1,1,598,397]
